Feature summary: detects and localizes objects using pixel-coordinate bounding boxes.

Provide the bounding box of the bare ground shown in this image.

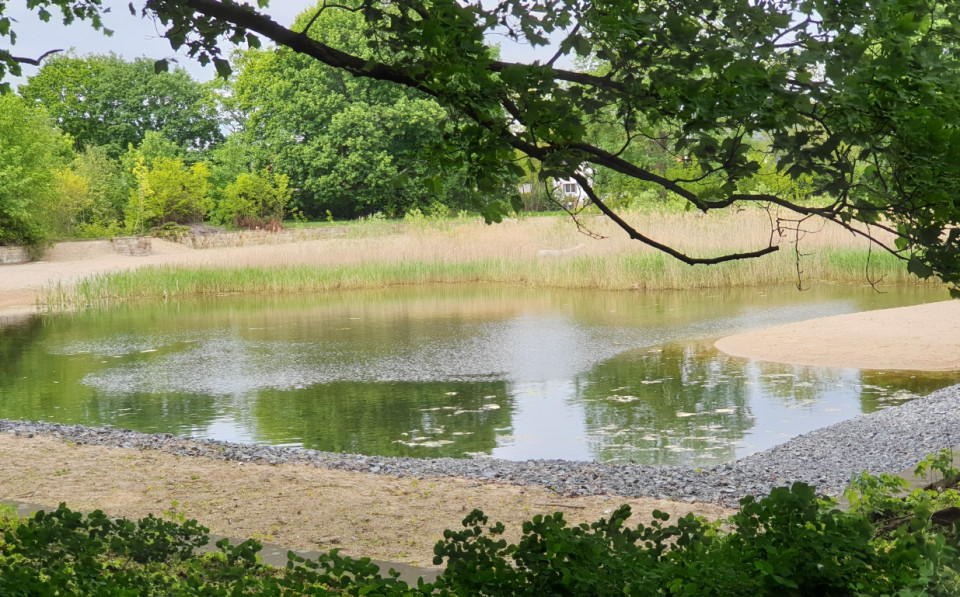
[715,300,960,371]
[2,233,956,567]
[0,433,733,568]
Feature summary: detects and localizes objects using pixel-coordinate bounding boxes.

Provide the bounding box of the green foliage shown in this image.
[433,481,960,596]
[47,145,128,238]
[108,0,960,287]
[71,146,128,228]
[50,168,92,237]
[0,94,71,247]
[0,503,425,596]
[231,4,474,219]
[19,53,222,157]
[125,152,212,233]
[216,169,292,229]
[4,455,960,596]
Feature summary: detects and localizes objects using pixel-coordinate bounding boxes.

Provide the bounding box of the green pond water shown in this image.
[1,284,957,466]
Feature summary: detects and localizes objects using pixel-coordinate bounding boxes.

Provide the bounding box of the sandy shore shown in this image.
[0,238,736,567]
[715,299,960,371]
[1,236,956,567]
[0,433,732,568]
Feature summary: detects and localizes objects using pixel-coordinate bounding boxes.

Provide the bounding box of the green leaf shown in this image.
[213,58,232,79]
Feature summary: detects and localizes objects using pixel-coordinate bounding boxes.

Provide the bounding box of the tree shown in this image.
[68,145,128,232]
[0,94,71,247]
[126,152,212,233]
[19,53,222,157]
[5,1,960,292]
[216,168,291,228]
[231,6,469,218]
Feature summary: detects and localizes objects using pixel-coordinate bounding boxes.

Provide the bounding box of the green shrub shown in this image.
[126,153,212,233]
[216,169,292,230]
[4,454,960,596]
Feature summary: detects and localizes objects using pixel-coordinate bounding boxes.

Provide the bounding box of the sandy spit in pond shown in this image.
[716,300,960,371]
[0,433,733,568]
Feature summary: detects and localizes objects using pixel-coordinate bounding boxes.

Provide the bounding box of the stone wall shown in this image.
[110,236,152,256]
[176,227,353,249]
[0,246,29,265]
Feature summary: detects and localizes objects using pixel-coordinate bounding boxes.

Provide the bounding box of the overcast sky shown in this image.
[5,0,555,88]
[5,1,329,86]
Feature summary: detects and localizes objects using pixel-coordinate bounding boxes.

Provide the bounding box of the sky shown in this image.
[4,1,334,86]
[4,0,556,88]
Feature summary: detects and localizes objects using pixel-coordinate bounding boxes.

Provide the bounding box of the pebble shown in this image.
[2,383,960,508]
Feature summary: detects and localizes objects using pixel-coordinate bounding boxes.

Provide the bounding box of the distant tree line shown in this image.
[0,1,815,250]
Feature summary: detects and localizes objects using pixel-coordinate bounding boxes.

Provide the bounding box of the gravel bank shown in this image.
[3,383,959,508]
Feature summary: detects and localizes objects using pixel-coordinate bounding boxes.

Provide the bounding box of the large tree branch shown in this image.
[9,49,63,66]
[174,0,945,278]
[183,0,436,92]
[571,173,780,265]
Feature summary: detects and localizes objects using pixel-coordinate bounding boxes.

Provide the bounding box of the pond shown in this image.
[1,284,957,466]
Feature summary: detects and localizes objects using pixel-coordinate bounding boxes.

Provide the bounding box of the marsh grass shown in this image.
[43,210,936,310]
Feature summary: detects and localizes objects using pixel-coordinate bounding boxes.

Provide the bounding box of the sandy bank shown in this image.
[716,299,960,371]
[0,433,731,568]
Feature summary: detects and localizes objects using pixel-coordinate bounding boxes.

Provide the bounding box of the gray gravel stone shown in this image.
[3,382,959,508]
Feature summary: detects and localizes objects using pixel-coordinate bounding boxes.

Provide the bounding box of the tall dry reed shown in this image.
[42,210,935,310]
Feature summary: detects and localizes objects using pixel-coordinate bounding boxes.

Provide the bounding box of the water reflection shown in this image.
[0,284,956,465]
[573,342,948,465]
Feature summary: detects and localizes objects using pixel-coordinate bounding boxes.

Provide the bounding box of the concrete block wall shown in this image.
[110,237,152,256]
[0,246,29,265]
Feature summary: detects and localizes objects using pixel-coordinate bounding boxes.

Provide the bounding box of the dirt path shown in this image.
[0,433,733,568]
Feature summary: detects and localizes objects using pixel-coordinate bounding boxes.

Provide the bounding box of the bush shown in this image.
[216,169,292,230]
[4,454,960,595]
[126,153,212,233]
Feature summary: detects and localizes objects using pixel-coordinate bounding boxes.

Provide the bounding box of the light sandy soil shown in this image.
[1,235,956,568]
[0,434,733,568]
[715,300,960,371]
[0,237,736,568]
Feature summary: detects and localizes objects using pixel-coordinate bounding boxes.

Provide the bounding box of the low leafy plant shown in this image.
[4,454,960,596]
[150,221,191,241]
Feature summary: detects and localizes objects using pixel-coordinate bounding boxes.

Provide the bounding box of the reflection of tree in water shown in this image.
[0,314,222,434]
[0,316,43,388]
[857,371,960,414]
[747,364,960,415]
[575,343,755,465]
[748,365,849,406]
[0,316,106,424]
[251,380,512,457]
[78,392,222,436]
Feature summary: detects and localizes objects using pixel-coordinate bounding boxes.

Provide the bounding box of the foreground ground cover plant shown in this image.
[2,452,960,595]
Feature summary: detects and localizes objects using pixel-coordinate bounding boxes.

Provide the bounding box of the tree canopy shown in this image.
[20,53,222,157]
[231,5,471,218]
[3,0,960,292]
[0,94,70,246]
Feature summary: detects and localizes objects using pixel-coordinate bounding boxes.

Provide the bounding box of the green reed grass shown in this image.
[42,246,934,312]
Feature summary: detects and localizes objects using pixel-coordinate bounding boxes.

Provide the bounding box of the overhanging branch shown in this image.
[571,173,780,265]
[9,49,63,66]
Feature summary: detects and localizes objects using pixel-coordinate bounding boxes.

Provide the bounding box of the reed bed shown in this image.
[42,210,936,310]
